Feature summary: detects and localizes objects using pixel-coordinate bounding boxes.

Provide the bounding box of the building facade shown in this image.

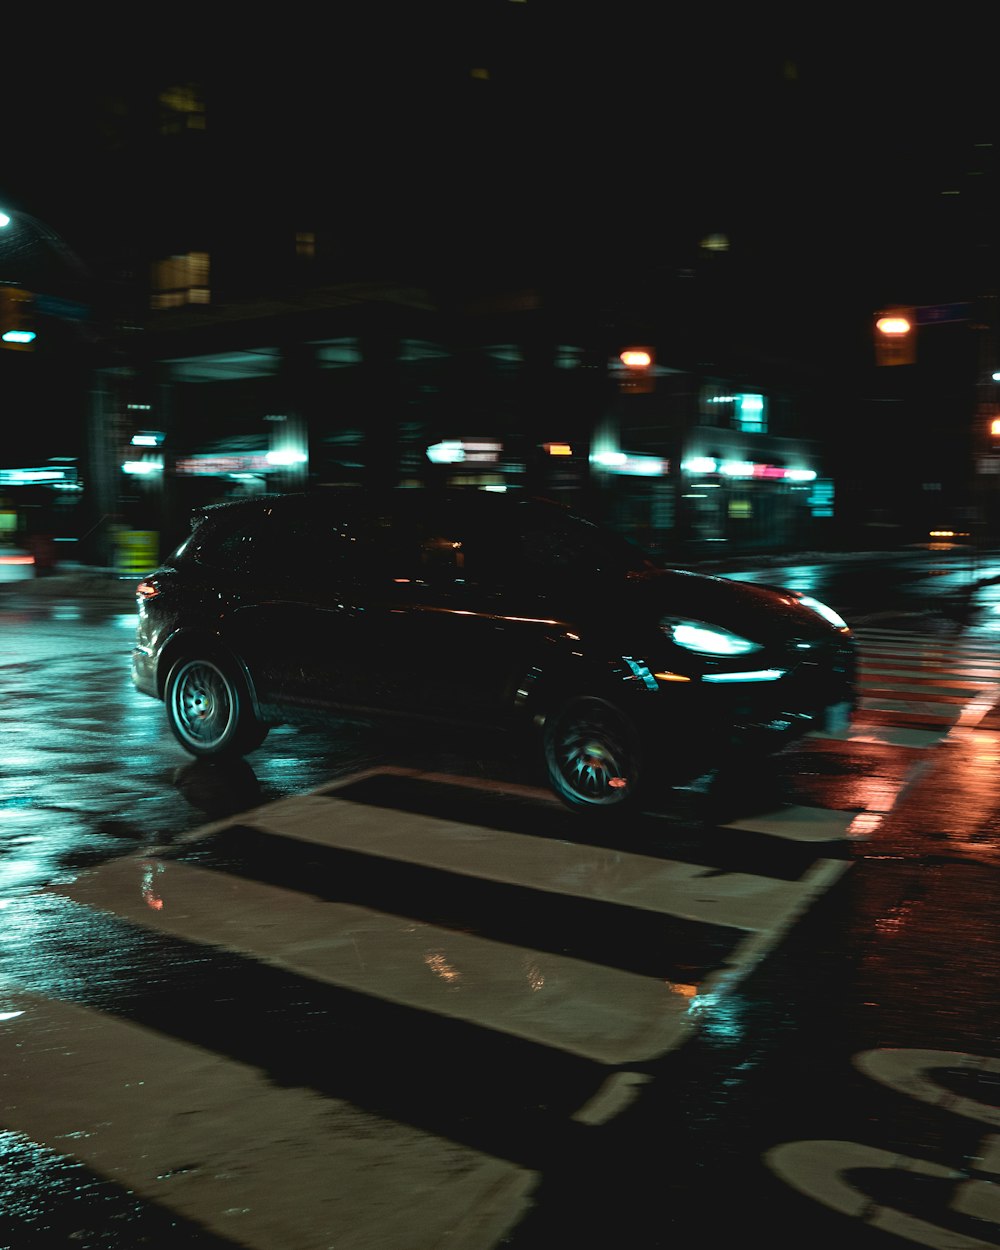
[80,291,830,570]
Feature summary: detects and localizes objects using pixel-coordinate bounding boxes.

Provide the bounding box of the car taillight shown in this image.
[136,578,160,600]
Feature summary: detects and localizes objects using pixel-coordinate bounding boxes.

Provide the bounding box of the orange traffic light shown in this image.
[875,315,911,335]
[874,307,915,365]
[618,346,655,393]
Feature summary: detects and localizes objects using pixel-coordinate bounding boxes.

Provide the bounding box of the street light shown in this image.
[0,205,94,345]
[0,205,91,280]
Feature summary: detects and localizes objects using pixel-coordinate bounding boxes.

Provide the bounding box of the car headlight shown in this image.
[661,617,763,657]
[794,594,849,631]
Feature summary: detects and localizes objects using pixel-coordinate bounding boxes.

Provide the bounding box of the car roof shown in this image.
[190,486,578,528]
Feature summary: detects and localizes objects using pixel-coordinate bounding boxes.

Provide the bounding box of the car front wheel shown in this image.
[542,696,643,815]
[164,655,269,758]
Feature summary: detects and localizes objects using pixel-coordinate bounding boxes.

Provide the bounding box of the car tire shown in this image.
[164,654,269,759]
[542,695,644,816]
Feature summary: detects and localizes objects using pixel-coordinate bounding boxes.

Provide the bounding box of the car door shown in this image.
[216,499,383,714]
[359,497,573,725]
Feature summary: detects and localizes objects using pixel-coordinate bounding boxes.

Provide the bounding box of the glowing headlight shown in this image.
[795,594,849,631]
[662,617,763,657]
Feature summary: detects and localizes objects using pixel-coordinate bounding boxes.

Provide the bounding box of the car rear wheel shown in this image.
[542,696,643,815]
[164,655,269,758]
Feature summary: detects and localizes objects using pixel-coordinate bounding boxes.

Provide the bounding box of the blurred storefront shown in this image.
[0,463,85,570]
[81,305,831,567]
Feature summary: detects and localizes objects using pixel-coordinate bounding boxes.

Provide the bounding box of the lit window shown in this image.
[158,83,206,134]
[736,393,767,434]
[296,231,316,259]
[698,384,735,423]
[809,477,835,519]
[150,252,211,309]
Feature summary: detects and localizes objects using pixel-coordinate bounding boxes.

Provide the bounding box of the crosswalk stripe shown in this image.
[854,635,1000,663]
[854,625,994,643]
[211,791,821,932]
[861,696,967,716]
[860,658,1000,678]
[862,681,992,696]
[843,629,1000,744]
[0,989,537,1250]
[47,859,696,1065]
[818,722,945,747]
[716,804,864,842]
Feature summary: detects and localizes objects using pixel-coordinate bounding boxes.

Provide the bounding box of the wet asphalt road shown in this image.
[2,545,1000,1248]
[0,591,388,896]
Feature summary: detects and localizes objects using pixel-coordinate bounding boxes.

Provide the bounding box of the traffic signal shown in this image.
[874,307,915,366]
[0,286,36,351]
[618,346,655,393]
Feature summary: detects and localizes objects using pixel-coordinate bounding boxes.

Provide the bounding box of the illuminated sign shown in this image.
[0,466,80,489]
[265,449,307,466]
[174,453,271,476]
[426,439,503,465]
[591,451,668,476]
[680,458,816,482]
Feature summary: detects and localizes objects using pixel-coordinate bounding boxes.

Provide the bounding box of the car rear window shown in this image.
[177,499,386,580]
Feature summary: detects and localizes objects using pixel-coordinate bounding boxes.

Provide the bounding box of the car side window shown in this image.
[185,517,259,573]
[310,513,397,581]
[517,511,653,579]
[187,510,296,576]
[401,510,495,587]
[212,526,270,574]
[330,505,450,585]
[517,518,592,578]
[397,503,573,591]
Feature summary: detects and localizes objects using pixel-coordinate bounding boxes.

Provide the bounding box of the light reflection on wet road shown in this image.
[718,546,1000,633]
[0,595,386,900]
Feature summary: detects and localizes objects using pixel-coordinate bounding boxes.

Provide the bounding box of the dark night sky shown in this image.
[3,8,999,376]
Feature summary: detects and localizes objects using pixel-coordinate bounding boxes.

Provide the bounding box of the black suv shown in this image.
[132,487,856,816]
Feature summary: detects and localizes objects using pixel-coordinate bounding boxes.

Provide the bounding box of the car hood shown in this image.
[607,567,848,642]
